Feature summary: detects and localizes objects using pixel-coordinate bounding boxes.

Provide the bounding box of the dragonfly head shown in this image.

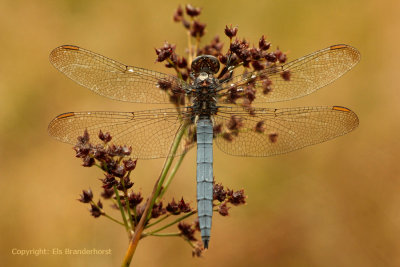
[191,55,220,75]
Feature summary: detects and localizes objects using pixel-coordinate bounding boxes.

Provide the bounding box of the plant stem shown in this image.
[114,185,131,237]
[90,201,125,226]
[103,214,126,226]
[144,211,196,235]
[143,232,181,237]
[121,174,134,230]
[144,214,170,229]
[158,149,187,200]
[187,30,193,65]
[146,123,188,221]
[121,123,188,267]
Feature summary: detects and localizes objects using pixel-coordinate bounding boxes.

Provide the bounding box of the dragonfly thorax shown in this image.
[190,55,221,117]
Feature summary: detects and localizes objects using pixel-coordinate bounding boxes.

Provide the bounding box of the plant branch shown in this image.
[143,232,181,237]
[121,123,188,267]
[146,123,188,221]
[90,200,125,226]
[144,214,170,229]
[113,185,131,237]
[144,210,196,235]
[158,149,188,201]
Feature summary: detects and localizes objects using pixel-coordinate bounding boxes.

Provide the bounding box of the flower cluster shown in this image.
[75,130,194,225]
[174,182,246,257]
[74,130,245,257]
[154,4,289,146]
[155,4,289,106]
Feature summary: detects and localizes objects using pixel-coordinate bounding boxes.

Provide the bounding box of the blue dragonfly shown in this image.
[48,44,360,248]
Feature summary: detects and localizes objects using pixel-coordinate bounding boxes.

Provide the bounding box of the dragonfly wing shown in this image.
[48,108,194,159]
[213,106,359,157]
[219,44,360,103]
[50,45,188,104]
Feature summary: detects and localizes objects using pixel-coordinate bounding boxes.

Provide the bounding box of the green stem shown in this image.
[143,232,181,237]
[103,214,126,226]
[158,149,188,200]
[145,211,196,235]
[113,186,131,237]
[121,123,189,266]
[121,174,134,230]
[187,30,193,65]
[146,123,189,221]
[90,201,125,226]
[144,214,170,229]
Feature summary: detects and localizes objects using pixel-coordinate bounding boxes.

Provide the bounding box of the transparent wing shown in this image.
[213,106,359,157]
[218,44,360,103]
[49,45,188,104]
[48,108,195,159]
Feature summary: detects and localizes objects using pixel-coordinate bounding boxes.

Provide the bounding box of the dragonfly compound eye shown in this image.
[191,55,220,74]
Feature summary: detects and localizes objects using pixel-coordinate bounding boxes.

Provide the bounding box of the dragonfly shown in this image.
[48,44,360,248]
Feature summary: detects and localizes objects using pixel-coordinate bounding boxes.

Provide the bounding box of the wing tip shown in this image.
[49,45,80,64]
[330,44,361,63]
[332,105,360,130]
[47,112,75,139]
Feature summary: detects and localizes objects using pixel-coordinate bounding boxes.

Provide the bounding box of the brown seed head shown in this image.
[78,189,93,203]
[227,189,246,206]
[259,35,271,51]
[185,4,201,17]
[178,221,197,241]
[224,25,238,38]
[218,202,230,216]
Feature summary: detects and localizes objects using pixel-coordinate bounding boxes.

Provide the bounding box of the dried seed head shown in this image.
[251,60,265,71]
[213,183,227,202]
[82,155,95,167]
[227,189,246,205]
[78,189,93,203]
[262,79,272,94]
[77,129,90,145]
[157,79,172,90]
[265,52,277,63]
[224,25,238,38]
[255,121,266,133]
[227,115,243,131]
[166,198,180,214]
[269,133,278,143]
[218,202,230,216]
[185,4,201,17]
[192,242,203,257]
[101,188,114,199]
[178,222,197,241]
[98,130,112,143]
[258,35,271,51]
[281,70,291,81]
[222,132,233,142]
[173,5,183,22]
[213,124,222,137]
[123,159,137,171]
[178,198,192,213]
[128,191,143,207]
[191,21,206,37]
[112,164,126,178]
[155,42,176,62]
[90,201,102,218]
[151,202,166,218]
[101,173,118,189]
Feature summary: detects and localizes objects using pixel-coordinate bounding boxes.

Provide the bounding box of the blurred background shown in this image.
[1,0,399,266]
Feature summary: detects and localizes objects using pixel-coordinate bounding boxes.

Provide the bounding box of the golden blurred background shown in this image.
[1,0,399,266]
